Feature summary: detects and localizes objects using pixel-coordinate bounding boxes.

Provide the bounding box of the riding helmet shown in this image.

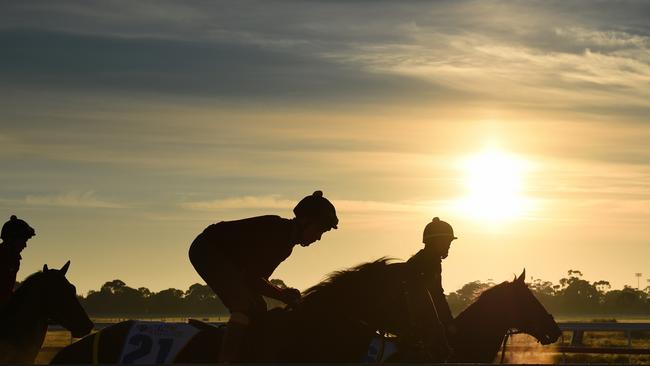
[1,215,36,241]
[423,217,456,243]
[293,191,338,229]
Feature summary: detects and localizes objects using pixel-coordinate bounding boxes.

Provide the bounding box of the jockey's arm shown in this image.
[249,277,302,306]
[248,277,284,300]
[243,259,302,306]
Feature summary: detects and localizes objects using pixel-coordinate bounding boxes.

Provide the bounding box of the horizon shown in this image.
[19,262,647,297]
[2,1,649,297]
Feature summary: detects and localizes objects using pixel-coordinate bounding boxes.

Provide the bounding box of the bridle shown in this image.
[499,293,556,363]
[499,328,522,364]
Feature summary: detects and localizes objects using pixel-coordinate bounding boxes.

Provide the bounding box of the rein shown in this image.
[399,266,451,361]
[499,329,522,364]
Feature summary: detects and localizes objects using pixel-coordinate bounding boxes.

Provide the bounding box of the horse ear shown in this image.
[61,260,71,275]
[517,268,526,283]
[43,264,49,272]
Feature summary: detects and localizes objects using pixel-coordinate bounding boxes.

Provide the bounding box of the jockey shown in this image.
[0,215,36,306]
[188,191,338,362]
[405,217,456,361]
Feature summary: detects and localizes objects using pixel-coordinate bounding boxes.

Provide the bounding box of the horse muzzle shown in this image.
[535,324,562,345]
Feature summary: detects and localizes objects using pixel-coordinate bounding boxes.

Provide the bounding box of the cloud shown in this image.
[0,28,449,104]
[2,1,648,120]
[554,27,649,50]
[182,195,293,211]
[336,199,428,213]
[182,195,442,214]
[180,195,463,232]
[24,191,125,209]
[333,31,650,116]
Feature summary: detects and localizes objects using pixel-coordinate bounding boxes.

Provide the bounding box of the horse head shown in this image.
[506,269,562,345]
[450,269,562,363]
[41,261,94,338]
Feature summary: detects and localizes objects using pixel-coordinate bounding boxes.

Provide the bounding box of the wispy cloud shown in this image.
[332,31,650,115]
[24,191,125,209]
[555,27,649,50]
[336,199,429,213]
[182,195,442,214]
[3,1,648,119]
[181,195,293,211]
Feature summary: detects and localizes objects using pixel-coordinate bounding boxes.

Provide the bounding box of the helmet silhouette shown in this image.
[422,217,456,243]
[1,215,36,241]
[293,191,338,229]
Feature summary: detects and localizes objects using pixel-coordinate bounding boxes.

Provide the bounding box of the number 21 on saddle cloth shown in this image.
[106,322,200,364]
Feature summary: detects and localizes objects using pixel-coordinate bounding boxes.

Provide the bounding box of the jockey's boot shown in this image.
[219,313,249,363]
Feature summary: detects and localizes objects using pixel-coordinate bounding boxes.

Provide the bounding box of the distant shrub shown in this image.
[592,318,617,323]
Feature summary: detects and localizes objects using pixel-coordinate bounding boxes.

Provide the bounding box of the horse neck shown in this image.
[1,281,49,362]
[451,293,512,363]
[300,265,414,338]
[251,279,379,362]
[301,285,366,321]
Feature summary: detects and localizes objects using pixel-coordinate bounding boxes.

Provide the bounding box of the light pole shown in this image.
[635,273,642,290]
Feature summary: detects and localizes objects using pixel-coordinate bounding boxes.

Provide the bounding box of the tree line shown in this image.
[73,279,288,317]
[447,270,650,316]
[22,270,648,317]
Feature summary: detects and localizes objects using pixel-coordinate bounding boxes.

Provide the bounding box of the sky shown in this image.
[1,0,649,296]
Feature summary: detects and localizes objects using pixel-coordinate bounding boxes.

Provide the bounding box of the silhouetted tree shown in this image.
[529,277,561,312]
[184,283,228,315]
[594,280,611,293]
[75,272,650,317]
[83,279,147,315]
[148,288,184,315]
[447,280,493,315]
[557,270,601,313]
[602,286,648,314]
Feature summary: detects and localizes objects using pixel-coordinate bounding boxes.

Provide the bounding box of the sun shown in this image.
[454,147,532,224]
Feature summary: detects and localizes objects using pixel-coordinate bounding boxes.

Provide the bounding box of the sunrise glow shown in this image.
[454,147,533,224]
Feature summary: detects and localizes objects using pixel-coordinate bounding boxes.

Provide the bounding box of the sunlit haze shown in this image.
[454,146,532,225]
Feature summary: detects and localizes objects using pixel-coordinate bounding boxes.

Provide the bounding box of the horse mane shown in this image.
[302,257,396,303]
[14,270,47,294]
[455,280,512,322]
[478,281,508,297]
[9,270,54,307]
[0,271,45,318]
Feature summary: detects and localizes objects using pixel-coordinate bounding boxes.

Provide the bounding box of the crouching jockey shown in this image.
[188,191,338,362]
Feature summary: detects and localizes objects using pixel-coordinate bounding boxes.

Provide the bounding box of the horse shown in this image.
[51,259,560,363]
[448,269,562,363]
[0,261,94,364]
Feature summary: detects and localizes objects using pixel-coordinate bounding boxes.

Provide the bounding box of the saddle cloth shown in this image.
[364,336,398,363]
[118,321,201,364]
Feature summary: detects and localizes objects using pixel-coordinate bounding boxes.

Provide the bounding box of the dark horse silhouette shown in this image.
[52,259,560,363]
[0,261,94,364]
[449,269,561,363]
